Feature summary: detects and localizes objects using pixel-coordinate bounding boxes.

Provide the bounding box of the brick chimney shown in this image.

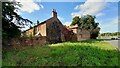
[52,9,57,17]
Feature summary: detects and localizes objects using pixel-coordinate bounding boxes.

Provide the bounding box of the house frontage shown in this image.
[22,9,90,43]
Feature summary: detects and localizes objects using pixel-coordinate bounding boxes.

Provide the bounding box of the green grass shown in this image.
[2,39,119,66]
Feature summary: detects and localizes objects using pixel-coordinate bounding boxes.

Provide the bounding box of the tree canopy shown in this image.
[100,32,120,37]
[71,15,100,39]
[2,2,32,39]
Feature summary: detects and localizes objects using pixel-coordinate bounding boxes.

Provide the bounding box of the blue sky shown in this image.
[18,1,119,33]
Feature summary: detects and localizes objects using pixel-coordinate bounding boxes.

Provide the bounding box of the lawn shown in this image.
[2,39,119,66]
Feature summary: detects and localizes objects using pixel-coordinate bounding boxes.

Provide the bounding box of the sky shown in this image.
[12,0,119,33]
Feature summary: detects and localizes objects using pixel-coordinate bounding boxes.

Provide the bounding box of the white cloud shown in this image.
[96,13,105,17]
[72,0,107,17]
[14,9,21,15]
[14,0,43,13]
[64,22,71,26]
[20,25,30,31]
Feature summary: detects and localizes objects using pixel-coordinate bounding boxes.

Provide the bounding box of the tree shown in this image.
[70,16,80,26]
[2,2,33,47]
[100,32,120,37]
[71,15,100,39]
[2,2,32,39]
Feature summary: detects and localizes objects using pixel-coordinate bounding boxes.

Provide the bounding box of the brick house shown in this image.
[23,9,90,43]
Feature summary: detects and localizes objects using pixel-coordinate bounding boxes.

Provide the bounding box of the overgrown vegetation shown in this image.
[2,40,119,66]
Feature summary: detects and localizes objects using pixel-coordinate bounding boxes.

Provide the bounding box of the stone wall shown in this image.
[46,17,64,43]
[10,36,48,47]
[77,29,90,41]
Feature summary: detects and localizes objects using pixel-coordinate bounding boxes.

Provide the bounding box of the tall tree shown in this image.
[71,15,100,39]
[2,2,32,39]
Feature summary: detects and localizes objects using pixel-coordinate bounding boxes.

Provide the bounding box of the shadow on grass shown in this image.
[2,40,120,67]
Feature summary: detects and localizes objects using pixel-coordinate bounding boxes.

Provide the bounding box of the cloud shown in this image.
[14,0,43,13]
[64,22,71,26]
[14,9,21,15]
[20,25,30,31]
[96,13,105,17]
[71,0,107,17]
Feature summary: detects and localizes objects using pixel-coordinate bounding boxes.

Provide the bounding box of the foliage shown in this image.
[71,15,100,39]
[70,16,80,26]
[2,40,119,66]
[2,17,21,39]
[2,2,32,39]
[100,32,120,37]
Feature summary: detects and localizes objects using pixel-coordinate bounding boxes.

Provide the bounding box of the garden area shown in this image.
[2,39,119,66]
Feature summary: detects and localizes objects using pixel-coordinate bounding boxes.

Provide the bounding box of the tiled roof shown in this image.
[23,17,54,32]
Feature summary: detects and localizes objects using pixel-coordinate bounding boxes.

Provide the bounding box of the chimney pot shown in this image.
[52,9,57,17]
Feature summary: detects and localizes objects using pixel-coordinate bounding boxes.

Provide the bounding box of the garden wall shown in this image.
[10,36,48,47]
